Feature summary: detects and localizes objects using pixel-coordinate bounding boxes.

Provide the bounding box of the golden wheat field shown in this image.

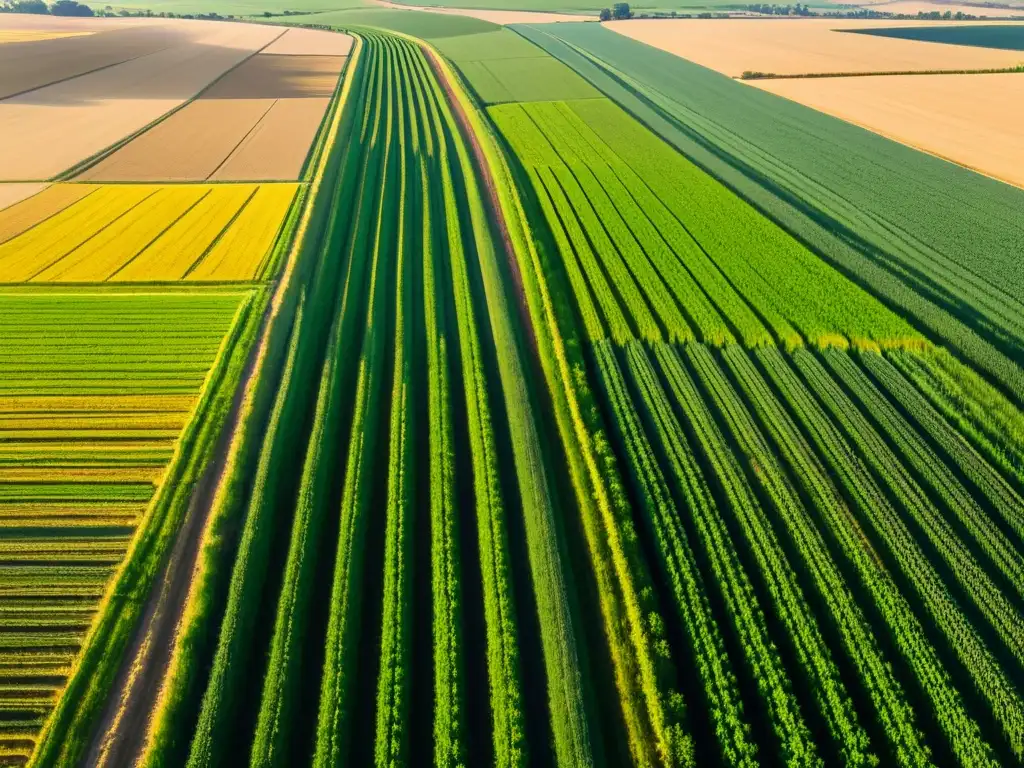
[0,183,297,282]
[606,18,1024,77]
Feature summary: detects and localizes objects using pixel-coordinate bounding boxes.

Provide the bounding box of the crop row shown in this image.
[0,291,256,765]
[137,30,596,768]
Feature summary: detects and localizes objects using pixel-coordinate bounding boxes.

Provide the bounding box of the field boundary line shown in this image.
[740,65,1024,79]
[181,187,260,280]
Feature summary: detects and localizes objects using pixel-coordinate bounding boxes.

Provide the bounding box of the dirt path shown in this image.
[84,291,277,768]
[424,46,538,357]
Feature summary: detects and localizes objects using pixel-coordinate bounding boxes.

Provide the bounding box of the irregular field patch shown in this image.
[0,183,297,282]
[0,290,252,763]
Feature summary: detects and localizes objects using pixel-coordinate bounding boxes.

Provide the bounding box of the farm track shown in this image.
[83,294,269,768]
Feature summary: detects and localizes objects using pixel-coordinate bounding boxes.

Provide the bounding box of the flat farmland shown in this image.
[0,290,255,763]
[605,18,1024,76]
[0,31,92,44]
[0,186,47,216]
[79,53,346,182]
[0,183,297,282]
[0,20,283,181]
[753,72,1024,187]
[260,26,354,56]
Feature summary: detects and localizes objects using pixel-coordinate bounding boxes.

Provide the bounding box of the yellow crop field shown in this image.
[112,185,254,281]
[187,183,298,281]
[0,31,92,44]
[0,183,297,283]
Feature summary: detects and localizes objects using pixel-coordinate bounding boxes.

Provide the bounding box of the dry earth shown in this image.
[753,72,1024,188]
[606,18,1024,76]
[261,26,353,55]
[0,183,47,213]
[0,19,282,181]
[211,97,333,180]
[200,53,343,98]
[373,0,589,24]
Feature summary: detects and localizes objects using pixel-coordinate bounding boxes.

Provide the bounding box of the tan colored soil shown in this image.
[0,183,48,214]
[753,72,1024,188]
[0,184,91,244]
[200,54,343,99]
[261,27,353,56]
[606,18,1024,77]
[0,21,282,181]
[78,99,277,182]
[372,0,589,23]
[211,97,331,181]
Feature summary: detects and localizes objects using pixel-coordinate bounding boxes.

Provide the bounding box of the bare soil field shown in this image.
[78,99,277,181]
[0,20,283,181]
[753,71,1024,187]
[606,18,1024,76]
[211,97,332,180]
[200,53,344,99]
[0,26,177,100]
[373,0,588,24]
[0,183,47,214]
[261,27,353,56]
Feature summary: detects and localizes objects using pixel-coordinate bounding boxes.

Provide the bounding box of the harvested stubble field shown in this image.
[605,18,1024,77]
[79,51,347,182]
[753,71,1024,187]
[0,183,297,282]
[260,26,354,56]
[0,290,253,763]
[0,20,283,181]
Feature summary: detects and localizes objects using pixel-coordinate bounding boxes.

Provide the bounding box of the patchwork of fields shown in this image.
[2,9,1023,768]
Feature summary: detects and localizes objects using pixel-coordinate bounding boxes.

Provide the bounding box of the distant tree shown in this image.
[50,0,93,15]
[599,6,611,20]
[612,1,631,18]
[12,0,49,12]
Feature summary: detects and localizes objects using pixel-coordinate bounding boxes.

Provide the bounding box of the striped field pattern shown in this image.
[0,184,297,283]
[0,290,251,764]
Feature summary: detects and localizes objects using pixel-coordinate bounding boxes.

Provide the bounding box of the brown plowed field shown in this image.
[261,28,353,56]
[607,18,1024,77]
[200,54,344,99]
[211,97,332,181]
[753,72,1024,188]
[0,26,178,100]
[0,21,282,181]
[78,99,277,182]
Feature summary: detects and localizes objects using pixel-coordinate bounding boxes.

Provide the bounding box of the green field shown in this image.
[515,21,1024,401]
[12,14,1024,768]
[0,290,258,763]
[847,23,1024,50]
